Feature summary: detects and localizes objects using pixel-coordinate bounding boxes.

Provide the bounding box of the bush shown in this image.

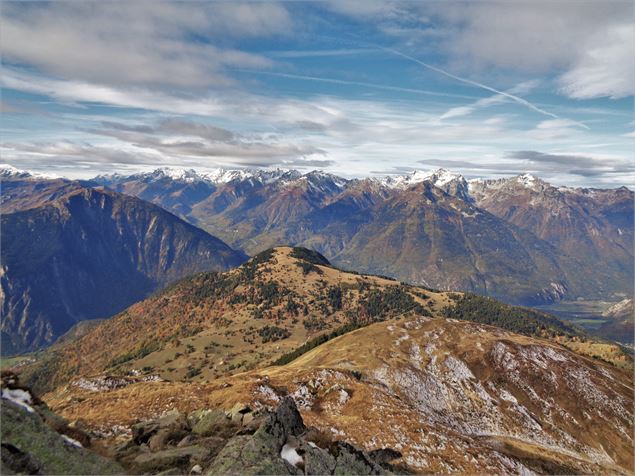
[327,286,343,311]
[186,367,201,378]
[259,325,291,343]
[296,261,323,275]
[108,341,162,368]
[290,247,330,266]
[358,285,429,320]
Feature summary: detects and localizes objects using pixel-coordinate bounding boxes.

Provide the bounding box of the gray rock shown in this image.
[257,397,306,447]
[149,427,188,452]
[204,434,295,475]
[155,467,183,475]
[333,442,385,475]
[227,402,251,420]
[231,412,244,425]
[242,412,255,426]
[177,435,198,448]
[1,443,42,475]
[133,410,189,445]
[302,442,336,475]
[131,445,209,473]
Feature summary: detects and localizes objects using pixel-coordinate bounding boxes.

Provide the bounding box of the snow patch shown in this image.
[281,443,304,467]
[256,385,281,403]
[2,388,35,413]
[61,434,83,448]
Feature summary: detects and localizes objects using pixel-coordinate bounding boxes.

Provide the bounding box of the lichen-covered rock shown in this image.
[332,442,385,475]
[302,441,336,475]
[205,397,391,476]
[0,400,123,475]
[188,409,231,437]
[132,410,189,445]
[205,433,296,475]
[149,427,189,452]
[130,445,210,474]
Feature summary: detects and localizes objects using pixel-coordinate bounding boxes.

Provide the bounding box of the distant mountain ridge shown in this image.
[87,165,633,305]
[0,176,246,354]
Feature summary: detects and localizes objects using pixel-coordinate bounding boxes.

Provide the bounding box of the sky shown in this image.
[0,0,634,187]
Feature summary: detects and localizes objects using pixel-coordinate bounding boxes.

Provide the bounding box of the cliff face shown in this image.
[0,185,246,354]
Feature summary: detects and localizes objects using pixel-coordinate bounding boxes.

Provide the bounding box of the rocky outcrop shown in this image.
[114,398,399,475]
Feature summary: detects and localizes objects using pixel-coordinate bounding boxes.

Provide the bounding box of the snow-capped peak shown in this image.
[153,167,204,183]
[378,168,465,190]
[0,164,58,180]
[101,167,298,185]
[0,164,26,177]
[516,173,537,186]
[514,173,549,190]
[419,168,465,187]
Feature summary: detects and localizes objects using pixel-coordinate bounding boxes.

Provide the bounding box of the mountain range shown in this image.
[93,165,633,306]
[1,172,246,354]
[2,164,632,356]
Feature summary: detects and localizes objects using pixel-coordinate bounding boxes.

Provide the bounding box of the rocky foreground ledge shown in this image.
[1,371,401,475]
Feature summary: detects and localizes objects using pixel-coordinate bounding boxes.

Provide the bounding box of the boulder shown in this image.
[149,428,188,452]
[227,402,251,420]
[130,445,209,474]
[331,442,385,475]
[132,410,189,445]
[189,409,230,437]
[257,397,306,446]
[204,434,296,475]
[301,442,336,475]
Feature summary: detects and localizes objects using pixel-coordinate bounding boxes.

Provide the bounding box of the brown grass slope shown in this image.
[21,247,630,394]
[19,247,442,393]
[44,317,634,474]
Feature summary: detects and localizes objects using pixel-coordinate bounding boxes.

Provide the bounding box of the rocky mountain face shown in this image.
[93,167,633,305]
[469,174,634,299]
[0,176,246,355]
[331,182,568,304]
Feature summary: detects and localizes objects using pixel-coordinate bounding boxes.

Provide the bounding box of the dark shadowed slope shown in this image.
[1,180,246,354]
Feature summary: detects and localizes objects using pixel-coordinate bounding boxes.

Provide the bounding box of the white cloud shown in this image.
[323,1,633,100]
[558,24,635,99]
[0,1,288,89]
[526,119,584,141]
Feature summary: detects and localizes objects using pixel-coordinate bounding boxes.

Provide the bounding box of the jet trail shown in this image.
[236,70,479,100]
[379,46,590,129]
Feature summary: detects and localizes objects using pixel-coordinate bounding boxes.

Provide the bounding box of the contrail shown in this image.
[379,46,590,130]
[236,69,479,101]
